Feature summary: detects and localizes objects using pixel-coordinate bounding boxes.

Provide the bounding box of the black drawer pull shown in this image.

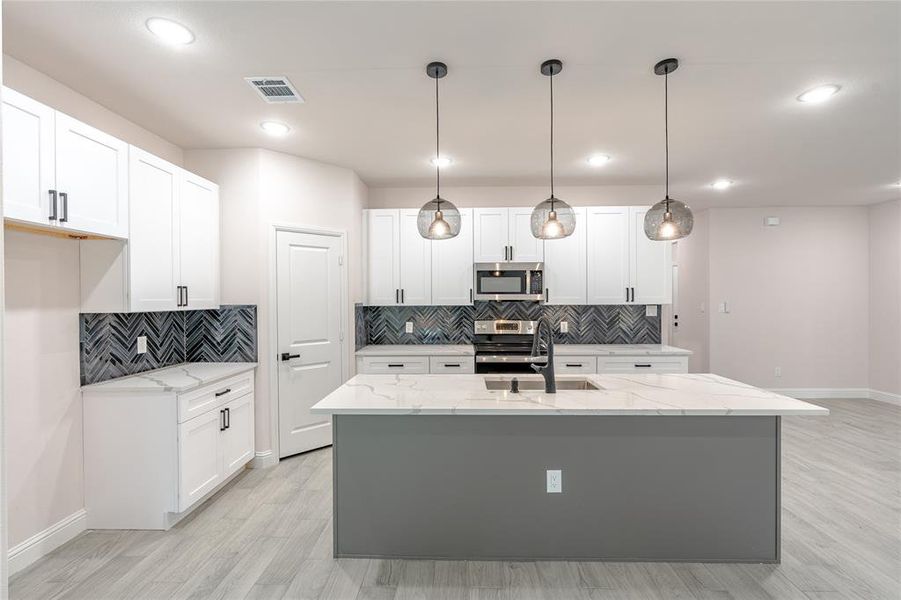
[215,388,231,397]
[565,363,583,368]
[634,364,652,368]
[387,363,404,368]
[444,363,461,368]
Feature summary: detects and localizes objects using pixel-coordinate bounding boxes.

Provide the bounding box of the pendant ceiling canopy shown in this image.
[417,61,461,240]
[644,57,694,241]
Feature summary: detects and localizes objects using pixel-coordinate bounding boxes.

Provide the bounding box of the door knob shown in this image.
[281,352,300,361]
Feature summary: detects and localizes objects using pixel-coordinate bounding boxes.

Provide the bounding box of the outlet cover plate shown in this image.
[405,321,414,333]
[546,469,562,493]
[137,336,147,354]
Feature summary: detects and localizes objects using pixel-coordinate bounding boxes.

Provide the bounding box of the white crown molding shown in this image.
[8,509,87,575]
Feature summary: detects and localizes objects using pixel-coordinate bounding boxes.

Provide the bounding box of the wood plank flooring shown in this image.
[10,398,901,599]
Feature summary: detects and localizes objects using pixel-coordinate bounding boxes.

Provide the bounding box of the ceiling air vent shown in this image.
[244,76,304,103]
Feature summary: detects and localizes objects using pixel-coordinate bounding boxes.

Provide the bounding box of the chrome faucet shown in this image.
[528,317,556,393]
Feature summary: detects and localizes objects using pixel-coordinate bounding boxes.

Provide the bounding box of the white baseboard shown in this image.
[9,509,87,575]
[249,450,278,469]
[772,388,901,406]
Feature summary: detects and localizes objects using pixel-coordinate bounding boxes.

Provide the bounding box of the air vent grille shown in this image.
[244,76,304,104]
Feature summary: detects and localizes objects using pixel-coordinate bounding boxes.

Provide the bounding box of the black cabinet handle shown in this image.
[59,192,68,223]
[401,289,404,304]
[184,286,189,307]
[224,407,230,429]
[395,289,399,303]
[509,246,514,261]
[566,363,583,368]
[444,363,461,368]
[387,363,404,368]
[281,352,300,361]
[215,388,231,397]
[635,364,652,368]
[219,409,226,431]
[545,288,549,302]
[48,190,58,221]
[631,287,635,302]
[469,288,473,303]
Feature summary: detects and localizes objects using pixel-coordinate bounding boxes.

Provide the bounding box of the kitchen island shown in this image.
[312,373,827,562]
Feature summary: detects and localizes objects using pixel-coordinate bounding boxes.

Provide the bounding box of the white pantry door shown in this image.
[277,230,344,458]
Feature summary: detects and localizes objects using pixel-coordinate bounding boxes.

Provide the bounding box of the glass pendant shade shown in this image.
[417,197,461,240]
[531,196,576,239]
[643,198,694,241]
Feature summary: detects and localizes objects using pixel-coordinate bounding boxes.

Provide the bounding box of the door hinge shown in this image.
[338,255,344,265]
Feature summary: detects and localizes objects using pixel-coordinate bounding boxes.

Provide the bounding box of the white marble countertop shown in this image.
[311,373,828,417]
[355,344,690,357]
[81,362,257,394]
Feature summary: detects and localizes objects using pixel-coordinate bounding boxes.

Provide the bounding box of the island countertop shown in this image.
[311,373,828,416]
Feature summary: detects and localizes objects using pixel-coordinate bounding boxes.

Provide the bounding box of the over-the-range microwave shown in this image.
[473,262,544,302]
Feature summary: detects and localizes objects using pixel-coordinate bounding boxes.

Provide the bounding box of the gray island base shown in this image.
[312,373,828,563]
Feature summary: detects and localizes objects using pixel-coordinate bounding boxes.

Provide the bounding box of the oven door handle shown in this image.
[476,355,539,363]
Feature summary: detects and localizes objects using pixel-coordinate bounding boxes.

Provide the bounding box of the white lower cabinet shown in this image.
[556,356,598,374]
[357,354,474,374]
[597,356,689,373]
[429,356,475,373]
[84,368,255,530]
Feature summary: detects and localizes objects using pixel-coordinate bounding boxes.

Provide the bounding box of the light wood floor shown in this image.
[10,398,901,600]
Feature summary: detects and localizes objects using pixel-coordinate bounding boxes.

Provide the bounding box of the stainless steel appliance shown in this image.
[473,320,540,374]
[473,262,544,302]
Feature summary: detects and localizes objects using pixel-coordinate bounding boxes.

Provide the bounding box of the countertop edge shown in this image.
[81,362,258,394]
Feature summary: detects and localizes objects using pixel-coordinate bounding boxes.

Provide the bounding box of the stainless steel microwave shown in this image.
[473,262,544,302]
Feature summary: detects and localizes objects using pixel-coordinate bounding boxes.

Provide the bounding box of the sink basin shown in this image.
[484,378,602,391]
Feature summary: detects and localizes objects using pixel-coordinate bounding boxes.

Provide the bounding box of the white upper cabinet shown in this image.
[431,208,473,305]
[544,207,587,304]
[398,209,432,305]
[128,148,180,312]
[2,88,56,225]
[178,172,220,310]
[366,209,401,305]
[629,207,672,304]
[587,207,631,304]
[473,207,543,263]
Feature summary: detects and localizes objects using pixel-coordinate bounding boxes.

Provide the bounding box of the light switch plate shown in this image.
[559,321,569,334]
[405,321,414,333]
[645,305,658,317]
[137,336,147,354]
[718,302,730,314]
[765,216,781,227]
[546,469,562,494]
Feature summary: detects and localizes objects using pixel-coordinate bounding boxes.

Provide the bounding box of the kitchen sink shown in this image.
[484,378,602,391]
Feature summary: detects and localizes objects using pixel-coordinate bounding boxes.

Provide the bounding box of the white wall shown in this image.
[707,207,870,390]
[3,231,82,548]
[2,55,183,166]
[184,148,368,455]
[868,199,901,397]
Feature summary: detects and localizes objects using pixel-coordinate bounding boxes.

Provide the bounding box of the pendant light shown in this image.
[644,58,694,241]
[417,61,461,240]
[531,59,576,240]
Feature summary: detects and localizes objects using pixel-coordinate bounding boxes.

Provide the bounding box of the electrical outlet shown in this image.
[645,305,658,317]
[775,367,782,378]
[405,321,414,334]
[137,336,147,354]
[559,321,569,334]
[546,469,562,494]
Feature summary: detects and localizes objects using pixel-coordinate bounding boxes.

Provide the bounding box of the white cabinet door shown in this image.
[366,209,401,305]
[544,207,586,304]
[128,147,180,312]
[630,207,672,304]
[177,409,223,512]
[587,207,630,304]
[473,208,509,262]
[55,112,128,238]
[508,207,543,262]
[431,208,473,305]
[2,87,56,226]
[178,172,219,310]
[398,209,432,305]
[221,394,254,477]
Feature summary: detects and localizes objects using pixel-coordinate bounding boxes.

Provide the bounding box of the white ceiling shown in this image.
[3,1,899,207]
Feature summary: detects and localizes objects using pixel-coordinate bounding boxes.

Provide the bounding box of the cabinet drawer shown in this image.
[556,356,598,374]
[177,371,254,423]
[429,356,475,374]
[360,356,429,374]
[597,356,688,374]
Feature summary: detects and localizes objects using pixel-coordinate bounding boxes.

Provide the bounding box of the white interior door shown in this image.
[277,230,344,458]
[178,172,220,310]
[366,210,400,305]
[630,207,672,304]
[544,207,587,304]
[508,207,544,262]
[128,147,179,312]
[431,208,473,305]
[398,209,432,305]
[473,208,509,262]
[1,87,56,226]
[54,112,128,238]
[587,206,630,304]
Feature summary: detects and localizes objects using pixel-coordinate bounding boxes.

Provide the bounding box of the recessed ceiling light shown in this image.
[431,156,452,168]
[711,179,733,190]
[146,17,195,46]
[587,154,611,167]
[797,84,841,104]
[260,121,290,136]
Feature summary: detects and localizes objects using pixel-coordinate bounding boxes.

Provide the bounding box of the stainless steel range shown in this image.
[473,320,539,374]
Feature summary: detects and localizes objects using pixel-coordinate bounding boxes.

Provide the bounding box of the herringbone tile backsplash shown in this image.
[80,305,257,385]
[360,302,660,347]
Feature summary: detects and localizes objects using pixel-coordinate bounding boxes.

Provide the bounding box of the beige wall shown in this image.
[3,231,82,547]
[707,207,870,390]
[184,148,368,454]
[868,199,901,396]
[3,55,183,166]
[368,184,658,209]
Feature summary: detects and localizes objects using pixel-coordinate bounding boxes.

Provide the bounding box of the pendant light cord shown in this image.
[664,70,670,210]
[549,68,555,208]
[435,74,441,206]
